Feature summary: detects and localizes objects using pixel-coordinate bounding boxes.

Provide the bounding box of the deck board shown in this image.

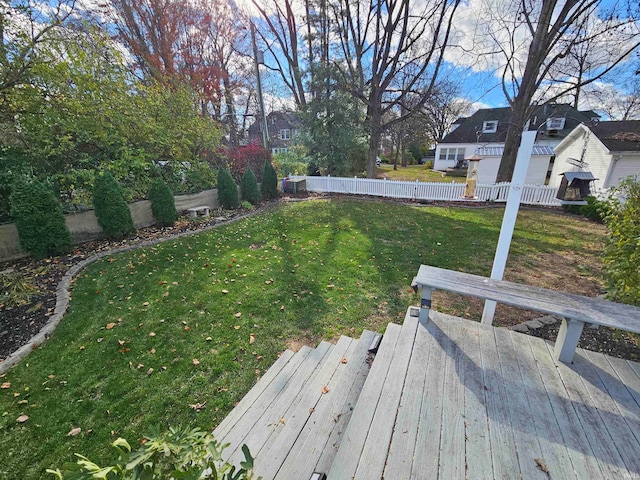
[274,330,376,479]
[410,317,449,479]
[383,318,432,479]
[215,309,640,480]
[458,320,494,480]
[352,316,419,480]
[326,322,403,479]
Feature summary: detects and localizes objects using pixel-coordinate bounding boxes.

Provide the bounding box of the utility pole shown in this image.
[250,22,269,151]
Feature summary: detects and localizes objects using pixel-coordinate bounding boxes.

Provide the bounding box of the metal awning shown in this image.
[477,145,555,156]
[561,171,597,181]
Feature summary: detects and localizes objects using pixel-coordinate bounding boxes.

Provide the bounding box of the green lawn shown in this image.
[0,199,605,478]
[377,164,464,182]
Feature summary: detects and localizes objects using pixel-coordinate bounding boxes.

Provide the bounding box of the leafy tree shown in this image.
[261,160,279,200]
[149,178,178,226]
[217,167,239,209]
[93,172,135,240]
[241,168,260,205]
[602,176,640,306]
[9,179,72,259]
[3,28,221,207]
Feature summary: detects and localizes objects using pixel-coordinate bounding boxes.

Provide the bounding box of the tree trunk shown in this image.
[367,131,380,178]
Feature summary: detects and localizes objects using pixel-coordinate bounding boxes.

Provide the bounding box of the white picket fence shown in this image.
[287,176,562,206]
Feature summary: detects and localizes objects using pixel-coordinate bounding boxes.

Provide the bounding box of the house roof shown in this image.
[590,120,640,152]
[440,103,598,144]
[477,145,555,156]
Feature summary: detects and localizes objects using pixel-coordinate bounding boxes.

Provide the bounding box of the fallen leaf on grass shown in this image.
[149,332,156,337]
[205,337,212,341]
[67,427,81,436]
[150,348,156,354]
[105,323,116,330]
[235,312,242,318]
[142,302,149,307]
[16,415,28,423]
[184,326,190,331]
[189,401,207,412]
[97,338,104,343]
[163,292,169,297]
[1,382,10,389]
[147,368,154,376]
[234,325,241,330]
[249,333,255,344]
[222,289,229,294]
[118,340,125,346]
[192,359,200,365]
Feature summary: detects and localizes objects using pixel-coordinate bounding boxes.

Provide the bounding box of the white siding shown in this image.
[607,156,640,187]
[476,155,550,184]
[433,144,472,170]
[476,157,500,183]
[550,130,612,191]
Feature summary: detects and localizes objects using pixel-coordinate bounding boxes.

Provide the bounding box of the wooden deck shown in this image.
[214,309,640,479]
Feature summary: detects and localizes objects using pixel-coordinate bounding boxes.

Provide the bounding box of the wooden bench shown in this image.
[186,205,210,218]
[411,265,640,363]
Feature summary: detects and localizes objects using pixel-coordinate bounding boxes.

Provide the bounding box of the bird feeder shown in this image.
[463,154,482,199]
[556,171,597,205]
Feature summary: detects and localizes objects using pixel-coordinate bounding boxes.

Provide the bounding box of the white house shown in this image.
[434,103,600,184]
[549,120,640,193]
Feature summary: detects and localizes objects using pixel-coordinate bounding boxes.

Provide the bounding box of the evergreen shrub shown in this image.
[217,167,239,209]
[261,160,278,200]
[93,172,135,240]
[241,168,260,205]
[10,179,72,259]
[149,178,178,226]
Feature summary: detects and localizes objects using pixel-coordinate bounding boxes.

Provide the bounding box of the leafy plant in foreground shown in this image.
[10,179,72,259]
[602,176,640,306]
[149,178,178,226]
[93,172,136,240]
[46,427,260,480]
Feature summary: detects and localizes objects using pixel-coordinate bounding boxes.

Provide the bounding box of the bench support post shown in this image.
[554,318,585,363]
[419,287,433,325]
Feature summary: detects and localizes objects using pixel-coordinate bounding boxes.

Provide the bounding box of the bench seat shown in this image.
[187,205,210,217]
[412,265,640,363]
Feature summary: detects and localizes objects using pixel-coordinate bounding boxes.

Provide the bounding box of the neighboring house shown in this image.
[549,120,640,193]
[434,103,600,184]
[247,111,302,155]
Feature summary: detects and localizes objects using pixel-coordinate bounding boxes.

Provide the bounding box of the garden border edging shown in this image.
[0,205,275,375]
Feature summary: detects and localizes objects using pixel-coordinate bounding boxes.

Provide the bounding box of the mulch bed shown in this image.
[1,195,639,364]
[528,322,640,363]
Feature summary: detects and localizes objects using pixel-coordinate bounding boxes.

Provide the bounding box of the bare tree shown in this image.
[331,0,462,178]
[479,0,640,181]
[588,77,640,120]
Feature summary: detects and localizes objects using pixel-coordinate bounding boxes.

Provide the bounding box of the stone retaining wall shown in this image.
[0,189,221,263]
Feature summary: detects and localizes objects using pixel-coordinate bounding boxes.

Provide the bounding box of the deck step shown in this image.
[219,341,334,462]
[327,314,419,479]
[271,330,377,479]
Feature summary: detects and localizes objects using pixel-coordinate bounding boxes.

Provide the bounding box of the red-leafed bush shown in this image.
[216,143,271,183]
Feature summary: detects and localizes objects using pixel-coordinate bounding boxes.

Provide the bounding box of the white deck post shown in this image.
[554,318,585,363]
[481,131,537,325]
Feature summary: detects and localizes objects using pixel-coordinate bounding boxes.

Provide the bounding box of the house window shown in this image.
[279,129,291,140]
[438,148,466,162]
[546,117,566,130]
[271,147,289,155]
[482,120,498,133]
